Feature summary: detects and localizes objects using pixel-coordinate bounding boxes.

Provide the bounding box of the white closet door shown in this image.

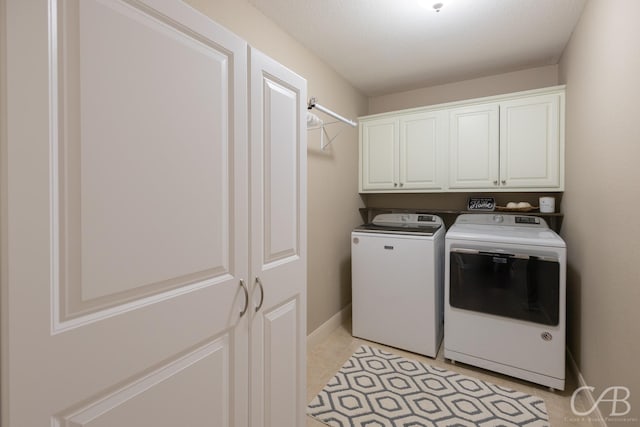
[2,1,249,426]
[249,48,307,427]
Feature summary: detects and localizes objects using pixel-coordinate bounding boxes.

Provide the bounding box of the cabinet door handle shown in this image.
[501,180,506,185]
[393,183,398,187]
[239,279,249,317]
[493,180,498,185]
[255,277,265,312]
[399,182,404,187]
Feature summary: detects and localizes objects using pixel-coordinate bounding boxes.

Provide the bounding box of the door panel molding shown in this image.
[261,76,300,266]
[53,336,232,427]
[49,0,238,331]
[52,273,235,334]
[263,298,300,427]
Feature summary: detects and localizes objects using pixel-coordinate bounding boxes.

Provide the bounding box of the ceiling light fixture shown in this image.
[432,2,444,12]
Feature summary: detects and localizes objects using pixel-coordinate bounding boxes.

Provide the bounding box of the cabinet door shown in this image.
[3,1,249,426]
[500,94,562,188]
[360,118,399,191]
[249,48,307,427]
[449,103,500,189]
[399,111,446,190]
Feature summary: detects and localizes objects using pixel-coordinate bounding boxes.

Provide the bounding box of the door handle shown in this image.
[239,279,249,317]
[255,277,265,312]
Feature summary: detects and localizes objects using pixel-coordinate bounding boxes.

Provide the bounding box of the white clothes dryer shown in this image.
[445,214,566,390]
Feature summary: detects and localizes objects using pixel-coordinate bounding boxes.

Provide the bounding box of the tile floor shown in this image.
[307,319,599,426]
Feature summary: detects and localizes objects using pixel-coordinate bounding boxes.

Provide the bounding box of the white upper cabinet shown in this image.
[360,111,446,192]
[448,103,500,189]
[360,117,399,191]
[400,111,447,190]
[450,93,563,190]
[499,94,562,189]
[359,86,565,193]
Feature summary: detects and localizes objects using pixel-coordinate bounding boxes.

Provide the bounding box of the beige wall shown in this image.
[559,0,640,419]
[184,0,368,334]
[368,65,559,114]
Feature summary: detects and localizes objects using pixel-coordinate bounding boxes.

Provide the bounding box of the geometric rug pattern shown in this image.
[307,345,550,427]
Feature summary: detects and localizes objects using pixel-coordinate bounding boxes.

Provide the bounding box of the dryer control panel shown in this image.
[455,213,548,229]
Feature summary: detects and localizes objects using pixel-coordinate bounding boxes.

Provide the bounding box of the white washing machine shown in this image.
[351,213,445,358]
[445,214,566,390]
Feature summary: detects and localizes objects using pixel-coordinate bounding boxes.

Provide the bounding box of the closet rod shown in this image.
[307,97,357,127]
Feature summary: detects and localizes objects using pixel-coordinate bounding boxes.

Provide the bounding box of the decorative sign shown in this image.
[467,197,496,211]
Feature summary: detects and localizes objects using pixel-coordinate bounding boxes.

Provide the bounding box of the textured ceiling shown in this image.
[249,0,587,96]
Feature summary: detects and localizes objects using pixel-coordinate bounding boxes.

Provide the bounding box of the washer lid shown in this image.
[354,213,443,236]
[354,223,440,236]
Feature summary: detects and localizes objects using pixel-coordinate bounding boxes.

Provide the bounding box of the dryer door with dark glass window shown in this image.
[449,250,560,325]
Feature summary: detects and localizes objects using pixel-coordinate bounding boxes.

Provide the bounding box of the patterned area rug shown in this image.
[308,345,549,427]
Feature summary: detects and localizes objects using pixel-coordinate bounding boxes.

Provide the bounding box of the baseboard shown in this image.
[567,348,607,427]
[307,304,352,351]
